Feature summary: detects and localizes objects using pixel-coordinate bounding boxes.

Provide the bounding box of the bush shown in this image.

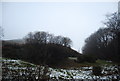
[77,55,85,63]
[92,66,102,76]
[2,41,22,59]
[77,54,96,63]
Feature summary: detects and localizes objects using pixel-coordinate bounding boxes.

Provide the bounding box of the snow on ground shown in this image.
[49,65,120,79]
[1,58,120,80]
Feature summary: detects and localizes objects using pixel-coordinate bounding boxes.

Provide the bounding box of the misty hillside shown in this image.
[3,39,25,44]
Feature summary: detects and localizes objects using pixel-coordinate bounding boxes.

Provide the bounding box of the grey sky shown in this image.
[2,2,117,52]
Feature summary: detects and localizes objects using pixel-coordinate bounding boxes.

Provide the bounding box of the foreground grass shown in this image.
[2,58,120,80]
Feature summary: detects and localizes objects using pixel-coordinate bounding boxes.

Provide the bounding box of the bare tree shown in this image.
[33,31,48,44]
[47,34,55,43]
[24,32,34,44]
[62,37,72,47]
[53,36,63,45]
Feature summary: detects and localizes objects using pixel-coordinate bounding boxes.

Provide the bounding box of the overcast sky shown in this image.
[2,2,118,53]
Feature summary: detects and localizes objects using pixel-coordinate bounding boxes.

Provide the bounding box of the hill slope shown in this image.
[2,40,81,66]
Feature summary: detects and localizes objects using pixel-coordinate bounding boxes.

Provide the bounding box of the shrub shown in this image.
[77,54,96,63]
[92,66,102,76]
[77,55,85,63]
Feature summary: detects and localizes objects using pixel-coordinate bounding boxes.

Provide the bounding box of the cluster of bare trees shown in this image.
[82,12,120,62]
[24,31,72,47]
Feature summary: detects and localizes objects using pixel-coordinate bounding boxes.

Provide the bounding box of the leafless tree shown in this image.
[62,37,72,47]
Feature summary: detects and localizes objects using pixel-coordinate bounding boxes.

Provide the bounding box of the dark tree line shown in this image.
[82,12,120,62]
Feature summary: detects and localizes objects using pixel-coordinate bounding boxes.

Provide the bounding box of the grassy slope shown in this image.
[2,57,36,67]
[52,58,119,69]
[2,57,119,69]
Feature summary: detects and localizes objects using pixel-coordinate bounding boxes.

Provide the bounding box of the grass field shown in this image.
[53,58,120,69]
